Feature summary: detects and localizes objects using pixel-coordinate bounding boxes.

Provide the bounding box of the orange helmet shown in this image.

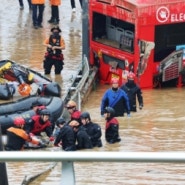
[69,120,80,127]
[66,100,77,108]
[18,83,32,96]
[127,72,135,80]
[14,117,25,126]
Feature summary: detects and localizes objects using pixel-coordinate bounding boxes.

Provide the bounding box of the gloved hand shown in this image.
[29,133,34,137]
[139,105,143,110]
[49,136,55,142]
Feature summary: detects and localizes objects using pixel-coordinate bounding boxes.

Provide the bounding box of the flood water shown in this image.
[1,1,185,185]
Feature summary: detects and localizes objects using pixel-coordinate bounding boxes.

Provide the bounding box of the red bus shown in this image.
[88,0,185,88]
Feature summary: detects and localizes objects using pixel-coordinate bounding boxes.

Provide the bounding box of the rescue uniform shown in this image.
[54,124,76,151]
[82,122,102,147]
[25,115,53,137]
[121,81,143,112]
[49,0,61,24]
[101,88,130,117]
[75,126,93,150]
[31,0,45,28]
[5,127,39,151]
[44,34,65,74]
[105,117,121,144]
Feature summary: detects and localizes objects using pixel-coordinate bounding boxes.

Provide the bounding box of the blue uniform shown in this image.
[101,88,130,117]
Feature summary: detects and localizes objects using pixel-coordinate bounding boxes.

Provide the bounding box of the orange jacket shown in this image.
[7,127,40,148]
[31,0,45,4]
[50,0,61,6]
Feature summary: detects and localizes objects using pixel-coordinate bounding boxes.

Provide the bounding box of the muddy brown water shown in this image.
[1,1,185,185]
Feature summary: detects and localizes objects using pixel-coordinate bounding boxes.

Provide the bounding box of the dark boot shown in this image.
[48,18,55,23]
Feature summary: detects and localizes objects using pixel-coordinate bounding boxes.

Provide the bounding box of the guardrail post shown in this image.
[61,161,75,185]
[77,91,81,111]
[0,126,9,185]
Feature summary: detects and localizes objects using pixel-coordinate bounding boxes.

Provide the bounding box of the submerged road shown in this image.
[1,1,185,185]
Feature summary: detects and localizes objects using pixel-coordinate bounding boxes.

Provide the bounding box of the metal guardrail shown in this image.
[1,151,185,162]
[70,55,90,111]
[62,55,95,120]
[1,152,185,185]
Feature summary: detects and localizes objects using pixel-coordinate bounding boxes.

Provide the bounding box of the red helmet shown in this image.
[111,78,119,84]
[14,117,25,126]
[127,72,135,80]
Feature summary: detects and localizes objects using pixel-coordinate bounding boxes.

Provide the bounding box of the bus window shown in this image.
[92,12,135,53]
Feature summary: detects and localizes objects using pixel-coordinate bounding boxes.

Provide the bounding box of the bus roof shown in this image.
[126,0,184,7]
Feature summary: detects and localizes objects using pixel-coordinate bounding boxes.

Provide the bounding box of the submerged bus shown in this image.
[88,0,185,88]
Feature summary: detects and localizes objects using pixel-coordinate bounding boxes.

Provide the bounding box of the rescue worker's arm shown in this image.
[43,38,52,48]
[100,92,109,115]
[121,90,131,116]
[45,125,54,139]
[52,37,65,50]
[24,118,34,134]
[91,124,102,141]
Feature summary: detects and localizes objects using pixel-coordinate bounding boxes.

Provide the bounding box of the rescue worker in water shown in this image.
[5,117,45,151]
[121,72,143,112]
[43,26,65,75]
[24,109,55,141]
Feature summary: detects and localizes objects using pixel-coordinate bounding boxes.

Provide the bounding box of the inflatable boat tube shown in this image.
[0,95,64,134]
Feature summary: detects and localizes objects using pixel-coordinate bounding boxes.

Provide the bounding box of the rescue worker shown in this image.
[18,0,32,10]
[48,0,61,25]
[100,78,130,117]
[54,117,76,151]
[104,107,121,144]
[66,100,81,123]
[80,112,102,148]
[121,72,143,112]
[43,26,65,75]
[5,117,45,151]
[25,109,55,141]
[69,120,93,150]
[31,0,45,29]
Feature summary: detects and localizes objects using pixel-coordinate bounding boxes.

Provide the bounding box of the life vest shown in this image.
[31,115,51,134]
[106,117,119,129]
[47,35,62,55]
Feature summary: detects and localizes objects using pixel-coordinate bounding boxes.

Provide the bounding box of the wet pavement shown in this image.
[1,1,185,185]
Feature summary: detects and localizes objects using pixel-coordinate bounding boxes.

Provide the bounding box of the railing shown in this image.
[1,152,185,185]
[61,55,97,120]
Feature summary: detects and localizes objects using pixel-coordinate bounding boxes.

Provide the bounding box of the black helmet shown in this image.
[40,109,50,116]
[80,112,91,120]
[56,117,66,127]
[51,26,61,33]
[105,107,115,117]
